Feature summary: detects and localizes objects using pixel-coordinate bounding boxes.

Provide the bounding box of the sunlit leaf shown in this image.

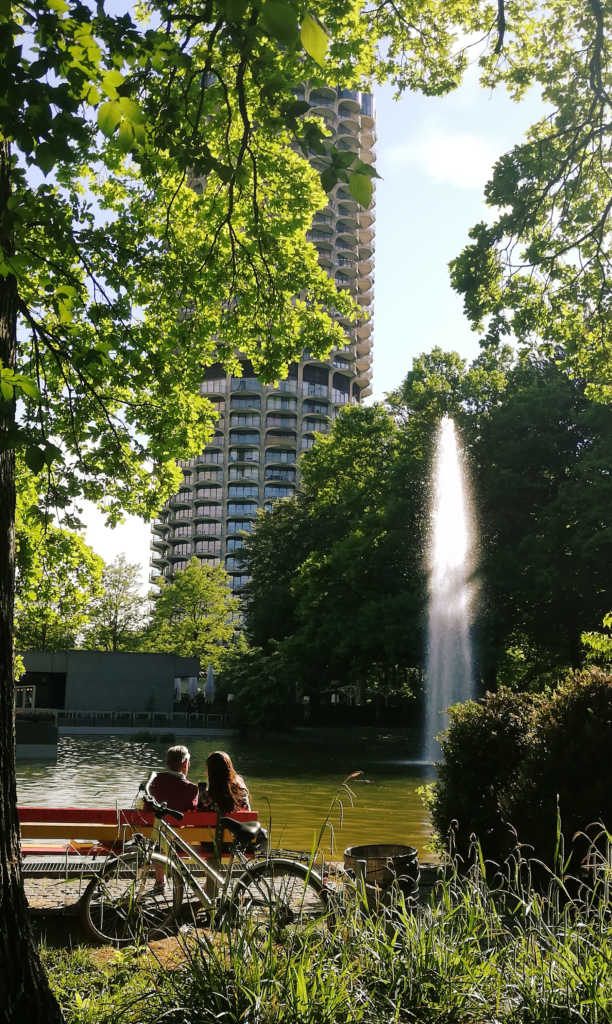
[301,13,328,66]
[348,172,372,207]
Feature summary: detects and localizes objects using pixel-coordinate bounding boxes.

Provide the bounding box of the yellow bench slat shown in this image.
[20,823,226,843]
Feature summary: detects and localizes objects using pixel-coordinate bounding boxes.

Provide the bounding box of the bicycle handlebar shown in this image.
[138,774,184,821]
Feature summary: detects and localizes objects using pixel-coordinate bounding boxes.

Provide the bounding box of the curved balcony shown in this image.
[332,356,353,371]
[169,544,192,561]
[266,413,297,428]
[229,430,260,446]
[307,228,334,247]
[152,518,170,535]
[169,489,192,506]
[228,484,259,499]
[195,485,222,500]
[264,466,296,482]
[335,256,357,275]
[302,420,329,434]
[226,502,259,517]
[193,505,221,520]
[337,92,361,114]
[265,449,297,465]
[265,430,297,446]
[337,196,359,214]
[302,398,331,416]
[302,381,328,398]
[338,116,360,135]
[229,447,259,463]
[264,484,295,501]
[226,519,255,535]
[356,354,372,373]
[275,379,298,395]
[194,522,222,537]
[336,216,358,235]
[229,413,260,428]
[230,377,262,394]
[229,465,259,482]
[200,379,226,395]
[358,209,375,228]
[230,395,261,411]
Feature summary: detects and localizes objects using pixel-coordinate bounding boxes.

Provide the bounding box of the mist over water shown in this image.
[423,416,476,763]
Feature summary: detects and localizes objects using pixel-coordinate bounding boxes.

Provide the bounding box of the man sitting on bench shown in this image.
[149,744,198,812]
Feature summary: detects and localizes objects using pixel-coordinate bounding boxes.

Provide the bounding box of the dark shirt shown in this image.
[149,770,198,812]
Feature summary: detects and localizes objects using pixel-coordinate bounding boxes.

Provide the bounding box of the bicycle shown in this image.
[80,778,331,945]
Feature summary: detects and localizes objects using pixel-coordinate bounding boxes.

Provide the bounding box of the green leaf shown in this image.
[46,0,69,12]
[261,2,299,44]
[98,100,122,137]
[225,0,248,21]
[301,13,328,66]
[44,442,63,466]
[118,97,146,125]
[14,374,40,400]
[333,149,357,169]
[25,446,46,474]
[0,379,13,401]
[352,158,382,179]
[101,69,124,99]
[320,167,337,192]
[117,120,134,153]
[35,142,56,175]
[348,172,372,207]
[282,100,310,118]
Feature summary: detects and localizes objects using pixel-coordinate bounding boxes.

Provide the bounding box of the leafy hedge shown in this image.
[428,668,612,868]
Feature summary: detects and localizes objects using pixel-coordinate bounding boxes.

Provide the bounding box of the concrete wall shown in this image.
[22,650,199,714]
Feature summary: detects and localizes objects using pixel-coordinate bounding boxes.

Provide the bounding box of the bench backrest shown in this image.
[19,806,258,847]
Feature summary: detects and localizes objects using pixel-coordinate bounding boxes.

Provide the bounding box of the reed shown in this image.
[43,827,612,1023]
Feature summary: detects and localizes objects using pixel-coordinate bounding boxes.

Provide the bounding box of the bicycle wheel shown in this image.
[232,858,331,934]
[81,851,184,945]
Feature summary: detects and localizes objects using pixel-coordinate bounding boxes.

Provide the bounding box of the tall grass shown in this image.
[44,828,612,1024]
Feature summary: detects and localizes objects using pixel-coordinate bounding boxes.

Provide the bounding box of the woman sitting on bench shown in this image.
[198,750,250,814]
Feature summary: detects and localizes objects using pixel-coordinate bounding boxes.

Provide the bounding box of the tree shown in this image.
[243,405,428,703]
[1,0,609,1014]
[81,555,146,652]
[450,2,611,399]
[145,558,239,671]
[15,527,103,652]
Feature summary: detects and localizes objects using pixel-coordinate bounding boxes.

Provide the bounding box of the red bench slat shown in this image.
[18,807,258,825]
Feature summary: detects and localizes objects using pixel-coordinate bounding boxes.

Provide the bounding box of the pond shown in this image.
[16,733,436,860]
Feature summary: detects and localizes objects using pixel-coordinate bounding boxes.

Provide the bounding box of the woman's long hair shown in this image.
[206,750,243,814]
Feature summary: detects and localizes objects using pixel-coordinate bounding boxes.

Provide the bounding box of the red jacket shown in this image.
[149,771,198,812]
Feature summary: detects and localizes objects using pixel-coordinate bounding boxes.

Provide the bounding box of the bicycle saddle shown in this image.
[220,817,267,849]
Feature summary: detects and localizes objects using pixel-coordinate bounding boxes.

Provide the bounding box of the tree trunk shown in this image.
[0,139,64,1023]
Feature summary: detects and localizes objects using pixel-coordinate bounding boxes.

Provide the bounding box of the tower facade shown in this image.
[150,86,375,592]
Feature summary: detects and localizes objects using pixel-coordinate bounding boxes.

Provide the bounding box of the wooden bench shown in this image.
[19,806,259,867]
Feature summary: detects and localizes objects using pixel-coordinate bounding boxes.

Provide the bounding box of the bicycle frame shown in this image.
[145,814,245,911]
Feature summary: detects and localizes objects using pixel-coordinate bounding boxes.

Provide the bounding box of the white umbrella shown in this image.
[205,664,215,703]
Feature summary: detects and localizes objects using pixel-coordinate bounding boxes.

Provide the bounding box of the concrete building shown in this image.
[151,86,375,592]
[18,650,199,715]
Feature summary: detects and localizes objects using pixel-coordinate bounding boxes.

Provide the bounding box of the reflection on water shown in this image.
[17,734,434,858]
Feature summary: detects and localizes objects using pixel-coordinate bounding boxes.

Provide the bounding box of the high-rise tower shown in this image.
[150,87,375,592]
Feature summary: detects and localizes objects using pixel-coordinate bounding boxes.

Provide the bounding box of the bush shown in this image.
[429,668,612,869]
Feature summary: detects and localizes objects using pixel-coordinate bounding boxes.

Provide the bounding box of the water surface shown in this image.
[17,734,435,859]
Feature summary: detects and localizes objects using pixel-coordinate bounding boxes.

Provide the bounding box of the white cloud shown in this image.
[382,130,502,191]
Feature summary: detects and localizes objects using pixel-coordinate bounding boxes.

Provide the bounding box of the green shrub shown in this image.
[429,668,612,869]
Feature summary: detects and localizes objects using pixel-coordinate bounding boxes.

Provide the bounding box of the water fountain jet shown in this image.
[423,416,476,763]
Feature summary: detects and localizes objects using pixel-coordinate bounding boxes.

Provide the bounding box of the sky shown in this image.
[81,68,546,589]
